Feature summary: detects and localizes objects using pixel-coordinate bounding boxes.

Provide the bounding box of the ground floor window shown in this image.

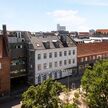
[49,72,52,78]
[54,72,57,79]
[38,75,41,83]
[43,74,47,81]
[59,71,62,78]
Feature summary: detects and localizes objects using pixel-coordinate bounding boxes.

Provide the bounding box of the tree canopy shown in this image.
[81,60,108,107]
[21,79,67,108]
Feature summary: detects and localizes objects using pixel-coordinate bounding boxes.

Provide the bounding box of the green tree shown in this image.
[81,60,108,108]
[63,103,78,108]
[21,79,67,108]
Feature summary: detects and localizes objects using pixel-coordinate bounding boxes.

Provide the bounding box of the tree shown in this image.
[81,60,108,107]
[63,103,78,108]
[21,79,67,108]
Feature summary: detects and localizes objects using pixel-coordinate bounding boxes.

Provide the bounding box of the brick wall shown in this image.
[0,57,10,95]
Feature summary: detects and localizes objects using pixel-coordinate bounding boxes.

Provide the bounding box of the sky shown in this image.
[0,0,108,32]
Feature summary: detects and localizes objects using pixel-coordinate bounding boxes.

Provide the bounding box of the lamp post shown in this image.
[68,70,69,90]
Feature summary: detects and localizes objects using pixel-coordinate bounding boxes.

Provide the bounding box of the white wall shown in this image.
[34,47,77,84]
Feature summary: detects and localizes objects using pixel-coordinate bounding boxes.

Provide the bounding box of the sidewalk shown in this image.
[59,89,88,108]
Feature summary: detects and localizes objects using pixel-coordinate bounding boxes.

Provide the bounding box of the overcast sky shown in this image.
[0,0,108,32]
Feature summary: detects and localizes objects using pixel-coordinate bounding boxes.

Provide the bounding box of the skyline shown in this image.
[0,0,108,32]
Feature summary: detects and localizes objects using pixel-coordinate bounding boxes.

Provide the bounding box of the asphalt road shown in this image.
[0,98,21,108]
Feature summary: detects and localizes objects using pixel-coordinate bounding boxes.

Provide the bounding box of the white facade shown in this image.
[34,47,77,84]
[89,37,108,42]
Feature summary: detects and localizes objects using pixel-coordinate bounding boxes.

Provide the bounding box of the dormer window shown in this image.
[52,40,60,48]
[43,41,50,49]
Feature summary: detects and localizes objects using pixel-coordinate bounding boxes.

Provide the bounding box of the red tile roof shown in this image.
[96,29,108,32]
[77,42,108,57]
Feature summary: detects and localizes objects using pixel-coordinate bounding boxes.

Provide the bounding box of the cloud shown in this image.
[47,10,89,31]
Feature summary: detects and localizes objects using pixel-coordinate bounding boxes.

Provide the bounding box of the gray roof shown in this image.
[28,34,76,50]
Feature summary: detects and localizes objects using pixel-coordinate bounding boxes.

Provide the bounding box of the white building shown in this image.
[28,33,77,84]
[89,37,108,42]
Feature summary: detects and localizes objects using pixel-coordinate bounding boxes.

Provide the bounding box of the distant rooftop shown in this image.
[77,42,108,57]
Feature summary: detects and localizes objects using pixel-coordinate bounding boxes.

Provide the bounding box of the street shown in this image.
[0,98,21,108]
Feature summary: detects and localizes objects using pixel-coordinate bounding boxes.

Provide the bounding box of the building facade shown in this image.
[7,31,28,90]
[27,32,77,85]
[77,42,108,74]
[96,29,108,35]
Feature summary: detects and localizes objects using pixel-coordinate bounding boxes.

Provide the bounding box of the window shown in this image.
[59,51,62,57]
[93,56,95,60]
[54,72,57,79]
[68,59,71,64]
[30,65,33,68]
[81,58,84,62]
[49,73,52,78]
[43,63,47,69]
[97,55,102,59]
[59,61,62,66]
[68,50,71,55]
[54,52,57,57]
[20,45,23,48]
[73,50,75,55]
[18,45,20,48]
[49,53,52,58]
[49,62,52,68]
[0,63,2,69]
[59,71,62,78]
[54,62,57,67]
[73,59,75,63]
[11,70,18,74]
[43,74,47,81]
[38,75,41,83]
[0,79,1,89]
[38,54,41,60]
[37,64,41,71]
[85,57,88,61]
[43,53,47,59]
[20,69,26,72]
[16,45,18,48]
[43,41,50,49]
[64,60,67,65]
[64,51,67,56]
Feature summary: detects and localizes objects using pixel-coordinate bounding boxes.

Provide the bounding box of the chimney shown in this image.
[2,24,7,36]
[2,24,9,56]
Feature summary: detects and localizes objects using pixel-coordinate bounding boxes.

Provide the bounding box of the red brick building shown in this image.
[0,25,10,96]
[78,32,90,39]
[96,29,108,35]
[77,42,108,74]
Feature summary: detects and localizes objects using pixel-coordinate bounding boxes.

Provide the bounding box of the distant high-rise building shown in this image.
[57,24,66,31]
